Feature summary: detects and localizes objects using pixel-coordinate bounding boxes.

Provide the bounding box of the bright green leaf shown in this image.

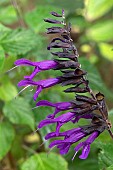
[85,0,113,20]
[0,81,18,102]
[107,165,113,170]
[0,121,15,160]
[0,5,17,24]
[87,20,113,42]
[3,97,35,130]
[98,43,113,61]
[0,45,5,70]
[21,152,68,170]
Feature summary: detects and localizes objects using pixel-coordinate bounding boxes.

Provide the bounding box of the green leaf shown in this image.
[0,121,15,160]
[98,43,113,61]
[20,152,68,170]
[87,20,113,42]
[50,0,84,10]
[107,165,113,170]
[1,55,17,73]
[25,5,62,33]
[0,81,18,102]
[0,5,17,24]
[85,0,113,20]
[98,142,113,170]
[79,58,113,101]
[3,97,35,130]
[0,45,5,70]
[0,25,38,55]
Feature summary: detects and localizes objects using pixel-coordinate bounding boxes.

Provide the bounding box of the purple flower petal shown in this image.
[15,59,57,80]
[74,142,84,152]
[79,145,90,159]
[14,59,36,66]
[33,86,42,101]
[74,131,99,159]
[38,112,75,129]
[86,131,99,144]
[49,139,64,148]
[36,100,72,118]
[58,144,71,154]
[36,100,56,107]
[18,78,60,100]
[45,127,81,140]
[24,67,40,79]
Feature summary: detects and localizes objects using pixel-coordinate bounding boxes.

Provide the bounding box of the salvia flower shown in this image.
[14,59,58,79]
[35,100,72,118]
[13,9,113,160]
[18,78,60,101]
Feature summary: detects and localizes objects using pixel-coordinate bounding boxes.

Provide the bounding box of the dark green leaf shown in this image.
[0,121,15,160]
[20,152,68,170]
[3,97,35,130]
[98,142,113,170]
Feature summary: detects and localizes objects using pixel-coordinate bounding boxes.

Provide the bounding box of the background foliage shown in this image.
[0,0,113,170]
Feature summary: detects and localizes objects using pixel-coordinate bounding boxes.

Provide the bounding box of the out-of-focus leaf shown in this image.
[3,97,35,130]
[98,142,113,170]
[0,81,18,101]
[50,0,84,10]
[87,20,113,42]
[0,122,15,160]
[0,0,9,5]
[79,58,113,101]
[68,16,87,31]
[107,165,113,170]
[0,25,38,55]
[85,0,113,20]
[20,152,68,170]
[0,5,17,24]
[0,45,5,70]
[25,5,61,33]
[98,43,113,61]
[1,55,17,73]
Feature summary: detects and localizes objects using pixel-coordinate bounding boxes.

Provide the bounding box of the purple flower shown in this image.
[43,115,107,159]
[48,128,99,158]
[18,78,60,101]
[15,59,57,79]
[38,112,76,135]
[74,131,99,159]
[35,100,72,118]
[48,127,87,155]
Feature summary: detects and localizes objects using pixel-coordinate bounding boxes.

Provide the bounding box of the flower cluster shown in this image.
[14,10,113,160]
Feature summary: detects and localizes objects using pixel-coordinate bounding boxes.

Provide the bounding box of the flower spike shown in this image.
[13,9,113,160]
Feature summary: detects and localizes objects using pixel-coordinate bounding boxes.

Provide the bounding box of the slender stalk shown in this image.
[10,0,26,27]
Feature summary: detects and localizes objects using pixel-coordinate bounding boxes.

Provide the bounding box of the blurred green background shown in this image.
[0,0,113,170]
